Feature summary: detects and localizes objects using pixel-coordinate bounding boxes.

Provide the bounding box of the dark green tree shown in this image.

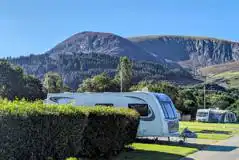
[22,75,46,100]
[115,57,132,92]
[43,72,63,93]
[77,73,119,92]
[0,60,46,100]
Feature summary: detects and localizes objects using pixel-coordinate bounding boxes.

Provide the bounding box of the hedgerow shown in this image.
[0,99,140,159]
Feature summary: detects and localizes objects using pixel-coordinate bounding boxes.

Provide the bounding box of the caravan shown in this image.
[196,109,237,123]
[45,91,180,138]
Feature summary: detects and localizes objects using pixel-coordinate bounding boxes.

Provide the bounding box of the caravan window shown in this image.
[49,97,75,104]
[128,104,149,117]
[161,102,177,119]
[197,112,208,117]
[95,103,114,107]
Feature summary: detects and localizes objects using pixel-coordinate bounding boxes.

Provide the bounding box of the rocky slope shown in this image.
[129,35,239,69]
[45,31,165,63]
[45,32,239,70]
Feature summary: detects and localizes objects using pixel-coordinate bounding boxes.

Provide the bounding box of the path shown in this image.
[181,136,239,160]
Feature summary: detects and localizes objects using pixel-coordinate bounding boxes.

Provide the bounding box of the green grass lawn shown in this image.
[114,122,239,160]
[115,143,198,160]
[180,121,239,140]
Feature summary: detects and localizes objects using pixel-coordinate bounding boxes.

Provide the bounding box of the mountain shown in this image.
[128,35,239,70]
[45,31,165,63]
[6,31,239,89]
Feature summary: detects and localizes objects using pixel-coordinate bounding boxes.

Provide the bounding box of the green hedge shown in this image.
[0,99,140,159]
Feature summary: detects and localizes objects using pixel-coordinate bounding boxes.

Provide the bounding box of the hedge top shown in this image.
[0,99,139,118]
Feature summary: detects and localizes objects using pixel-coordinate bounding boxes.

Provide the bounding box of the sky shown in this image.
[1,0,239,58]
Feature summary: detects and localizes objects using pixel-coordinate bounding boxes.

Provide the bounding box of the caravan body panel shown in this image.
[45,92,179,137]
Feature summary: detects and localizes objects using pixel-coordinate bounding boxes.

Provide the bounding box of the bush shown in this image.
[0,99,140,159]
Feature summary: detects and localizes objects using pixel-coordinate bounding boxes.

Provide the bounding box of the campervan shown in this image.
[196,109,237,123]
[45,91,179,138]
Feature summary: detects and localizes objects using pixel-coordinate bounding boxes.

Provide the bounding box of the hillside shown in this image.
[45,31,239,69]
[129,35,239,69]
[199,62,239,89]
[7,53,195,90]
[199,61,239,76]
[45,31,165,63]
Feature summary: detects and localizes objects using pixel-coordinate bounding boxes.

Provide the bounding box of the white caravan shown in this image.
[45,91,179,138]
[196,109,237,123]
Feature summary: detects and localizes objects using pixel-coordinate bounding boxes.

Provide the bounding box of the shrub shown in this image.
[0,99,140,159]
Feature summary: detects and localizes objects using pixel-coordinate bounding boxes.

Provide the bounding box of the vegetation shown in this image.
[208,71,239,89]
[43,71,63,93]
[77,72,119,92]
[116,143,198,160]
[199,61,239,89]
[0,100,140,159]
[199,61,239,76]
[180,122,239,140]
[0,60,46,100]
[115,56,133,91]
[131,81,239,117]
[78,56,132,92]
[6,53,192,89]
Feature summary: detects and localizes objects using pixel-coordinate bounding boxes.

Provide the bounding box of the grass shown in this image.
[115,122,239,160]
[199,61,239,89]
[199,61,239,76]
[180,121,239,140]
[116,143,198,160]
[208,71,239,88]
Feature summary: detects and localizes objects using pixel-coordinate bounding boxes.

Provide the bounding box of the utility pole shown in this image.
[120,69,123,92]
[204,75,207,109]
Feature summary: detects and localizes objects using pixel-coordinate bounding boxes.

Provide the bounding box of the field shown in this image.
[116,143,198,160]
[116,122,239,160]
[180,122,239,140]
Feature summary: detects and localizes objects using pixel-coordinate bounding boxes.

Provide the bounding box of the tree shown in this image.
[176,89,198,115]
[130,81,179,104]
[115,56,132,92]
[63,84,72,92]
[0,61,24,99]
[22,75,46,100]
[0,60,46,100]
[43,72,63,93]
[228,100,239,120]
[209,93,235,110]
[77,73,119,92]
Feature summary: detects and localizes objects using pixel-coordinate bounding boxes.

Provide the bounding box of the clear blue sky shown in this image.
[1,0,239,58]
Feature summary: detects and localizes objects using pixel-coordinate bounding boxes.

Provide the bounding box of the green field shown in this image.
[180,121,239,140]
[116,143,198,160]
[115,122,239,160]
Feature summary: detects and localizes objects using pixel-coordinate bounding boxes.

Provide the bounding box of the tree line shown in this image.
[6,52,192,89]
[0,58,238,118]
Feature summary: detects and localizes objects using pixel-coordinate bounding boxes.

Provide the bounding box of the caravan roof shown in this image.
[48,91,172,102]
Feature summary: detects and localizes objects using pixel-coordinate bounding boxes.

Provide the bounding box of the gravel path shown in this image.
[181,136,239,160]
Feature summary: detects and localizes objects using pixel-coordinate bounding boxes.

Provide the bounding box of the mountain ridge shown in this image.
[5,31,239,89]
[128,35,239,43]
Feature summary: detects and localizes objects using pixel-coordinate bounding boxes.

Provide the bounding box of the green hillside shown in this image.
[199,61,239,89]
[207,71,239,89]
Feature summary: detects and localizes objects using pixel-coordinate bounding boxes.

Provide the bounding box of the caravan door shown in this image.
[128,103,155,137]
